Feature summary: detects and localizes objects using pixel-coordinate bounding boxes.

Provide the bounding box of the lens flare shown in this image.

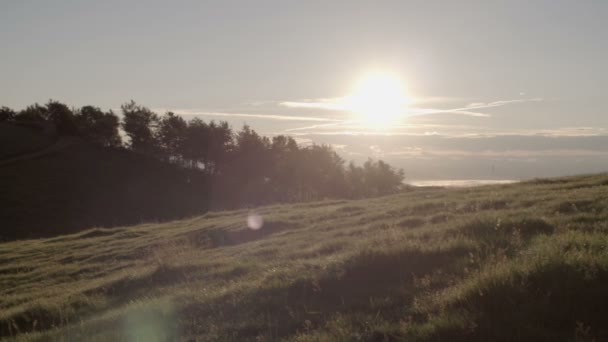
[247,213,264,230]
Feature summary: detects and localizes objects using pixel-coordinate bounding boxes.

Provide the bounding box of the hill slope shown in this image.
[0,122,57,161]
[0,137,210,240]
[1,174,608,341]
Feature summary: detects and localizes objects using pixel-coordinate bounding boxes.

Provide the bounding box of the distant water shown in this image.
[407,179,519,187]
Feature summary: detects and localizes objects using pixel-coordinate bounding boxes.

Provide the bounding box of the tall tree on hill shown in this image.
[345,161,365,197]
[0,107,16,122]
[296,145,347,200]
[206,121,233,175]
[362,159,405,196]
[180,119,234,173]
[227,125,272,205]
[15,103,47,122]
[76,106,122,147]
[121,101,159,155]
[181,118,209,169]
[157,112,188,161]
[268,135,300,201]
[45,100,78,135]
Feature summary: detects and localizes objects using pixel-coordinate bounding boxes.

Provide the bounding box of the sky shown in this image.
[1,1,608,180]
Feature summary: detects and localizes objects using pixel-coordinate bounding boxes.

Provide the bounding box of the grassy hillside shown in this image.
[0,138,210,240]
[1,174,608,341]
[0,123,56,160]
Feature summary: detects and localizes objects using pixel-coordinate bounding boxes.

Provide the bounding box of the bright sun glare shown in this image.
[344,72,410,126]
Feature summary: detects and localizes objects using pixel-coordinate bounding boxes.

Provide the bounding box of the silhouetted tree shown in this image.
[361,159,405,196]
[3,99,406,210]
[0,107,16,122]
[206,121,233,175]
[224,125,272,205]
[268,135,300,201]
[157,111,188,161]
[15,103,47,122]
[345,161,365,197]
[181,118,209,169]
[294,145,347,200]
[76,106,122,147]
[45,100,78,135]
[121,101,159,154]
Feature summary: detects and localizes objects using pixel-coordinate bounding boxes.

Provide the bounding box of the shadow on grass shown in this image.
[411,260,608,342]
[181,246,471,340]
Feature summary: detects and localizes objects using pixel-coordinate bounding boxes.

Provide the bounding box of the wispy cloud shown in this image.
[385,148,608,159]
[406,108,491,117]
[281,97,541,116]
[281,98,348,111]
[405,98,543,118]
[163,109,341,122]
[284,121,356,132]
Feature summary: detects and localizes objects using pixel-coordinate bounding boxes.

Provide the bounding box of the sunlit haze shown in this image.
[2,1,608,181]
[345,72,411,126]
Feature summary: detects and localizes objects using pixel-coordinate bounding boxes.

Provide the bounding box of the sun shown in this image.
[344,72,410,125]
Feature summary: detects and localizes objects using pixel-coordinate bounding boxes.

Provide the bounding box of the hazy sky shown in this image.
[2,1,607,180]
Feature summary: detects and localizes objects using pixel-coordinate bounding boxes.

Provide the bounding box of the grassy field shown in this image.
[1,173,608,341]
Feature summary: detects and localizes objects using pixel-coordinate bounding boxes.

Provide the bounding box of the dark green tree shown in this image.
[205,121,233,175]
[45,100,78,135]
[226,125,272,205]
[157,112,188,160]
[121,101,159,154]
[0,106,16,122]
[76,106,122,147]
[181,118,209,169]
[15,103,47,122]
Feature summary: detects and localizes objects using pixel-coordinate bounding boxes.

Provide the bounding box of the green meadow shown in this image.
[2,174,608,341]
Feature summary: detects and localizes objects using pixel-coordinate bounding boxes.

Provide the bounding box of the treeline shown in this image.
[1,100,404,207]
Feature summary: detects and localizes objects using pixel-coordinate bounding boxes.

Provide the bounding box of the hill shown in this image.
[0,113,406,241]
[1,174,608,341]
[0,133,210,240]
[0,122,57,160]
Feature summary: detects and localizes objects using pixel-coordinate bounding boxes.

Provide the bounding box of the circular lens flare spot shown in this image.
[247,213,264,230]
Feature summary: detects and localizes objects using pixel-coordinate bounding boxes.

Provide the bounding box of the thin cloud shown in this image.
[284,120,357,132]
[281,97,543,132]
[406,108,491,117]
[385,148,608,158]
[466,98,543,108]
[166,109,341,122]
[283,126,608,138]
[407,98,543,117]
[281,99,347,111]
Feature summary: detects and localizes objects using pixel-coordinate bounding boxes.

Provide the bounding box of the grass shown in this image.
[1,173,608,341]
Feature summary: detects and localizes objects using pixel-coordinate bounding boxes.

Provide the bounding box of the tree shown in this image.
[45,100,78,135]
[345,161,365,197]
[361,159,404,196]
[294,145,347,200]
[181,118,209,169]
[269,135,300,197]
[15,103,47,122]
[0,107,16,122]
[76,106,122,147]
[206,121,233,175]
[157,112,188,160]
[121,101,159,154]
[225,125,272,205]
